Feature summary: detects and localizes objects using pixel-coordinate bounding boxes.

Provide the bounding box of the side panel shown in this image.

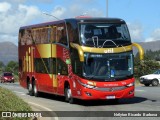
[34,44,57,93]
[19,45,34,88]
[56,44,71,95]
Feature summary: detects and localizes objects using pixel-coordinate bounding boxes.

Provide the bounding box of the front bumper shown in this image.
[4,79,14,82]
[76,86,134,100]
[139,78,152,84]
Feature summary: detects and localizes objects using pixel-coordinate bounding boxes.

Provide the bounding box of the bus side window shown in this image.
[50,27,56,43]
[66,21,79,44]
[57,59,68,75]
[50,58,56,74]
[57,23,68,46]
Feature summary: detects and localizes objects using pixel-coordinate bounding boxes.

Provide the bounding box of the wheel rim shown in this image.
[153,81,158,86]
[34,84,37,94]
[67,88,71,99]
[29,83,32,91]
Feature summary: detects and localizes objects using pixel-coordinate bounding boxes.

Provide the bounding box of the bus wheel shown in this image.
[28,82,34,96]
[33,81,39,97]
[65,86,74,104]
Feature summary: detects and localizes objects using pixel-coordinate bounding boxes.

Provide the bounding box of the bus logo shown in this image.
[109,88,114,92]
[104,48,113,53]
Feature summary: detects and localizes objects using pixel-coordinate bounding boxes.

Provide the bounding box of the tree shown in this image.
[5,61,18,75]
[134,55,160,78]
[0,61,5,73]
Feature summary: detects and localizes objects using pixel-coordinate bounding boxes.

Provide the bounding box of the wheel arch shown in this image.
[64,81,70,90]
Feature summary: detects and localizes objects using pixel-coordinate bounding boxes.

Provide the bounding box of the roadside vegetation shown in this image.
[1,50,160,83]
[0,61,18,82]
[0,87,31,120]
[134,50,160,83]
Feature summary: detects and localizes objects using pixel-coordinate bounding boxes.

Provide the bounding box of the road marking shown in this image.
[135,89,145,92]
[28,102,59,120]
[14,91,25,94]
[13,91,27,96]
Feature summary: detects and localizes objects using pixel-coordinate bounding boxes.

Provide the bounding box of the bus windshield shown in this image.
[83,52,133,81]
[80,23,131,47]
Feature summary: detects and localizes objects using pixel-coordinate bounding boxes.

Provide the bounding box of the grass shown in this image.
[135,78,141,86]
[14,75,19,82]
[0,86,32,120]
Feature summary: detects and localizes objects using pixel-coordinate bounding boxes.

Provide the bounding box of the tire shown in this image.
[28,82,34,96]
[65,86,74,104]
[33,81,39,97]
[144,84,150,86]
[152,79,159,86]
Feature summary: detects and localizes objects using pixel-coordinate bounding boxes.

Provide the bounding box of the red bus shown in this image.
[18,17,144,103]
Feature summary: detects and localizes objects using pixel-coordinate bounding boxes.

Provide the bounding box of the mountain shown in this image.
[132,40,160,55]
[138,40,160,52]
[0,40,160,65]
[0,42,18,65]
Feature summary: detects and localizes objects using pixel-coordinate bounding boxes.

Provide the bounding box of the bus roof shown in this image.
[20,17,126,29]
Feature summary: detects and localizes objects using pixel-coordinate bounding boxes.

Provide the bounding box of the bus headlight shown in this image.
[126,82,134,87]
[78,80,96,89]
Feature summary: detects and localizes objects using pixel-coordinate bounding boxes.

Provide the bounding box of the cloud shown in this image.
[1,0,53,4]
[0,2,11,12]
[127,22,160,42]
[1,0,26,4]
[44,4,104,20]
[34,0,53,3]
[127,22,144,42]
[0,1,104,45]
[0,2,42,45]
[51,6,66,19]
[145,28,160,42]
[0,34,18,45]
[0,3,41,34]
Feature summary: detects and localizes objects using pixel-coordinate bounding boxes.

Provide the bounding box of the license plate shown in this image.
[106,96,115,99]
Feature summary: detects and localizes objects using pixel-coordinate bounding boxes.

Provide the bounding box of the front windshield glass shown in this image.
[80,23,131,47]
[154,70,160,74]
[83,51,133,81]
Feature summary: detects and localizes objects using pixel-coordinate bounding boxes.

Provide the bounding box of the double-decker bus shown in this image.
[18,17,144,103]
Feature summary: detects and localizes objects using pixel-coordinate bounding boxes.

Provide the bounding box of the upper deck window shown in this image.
[79,23,131,47]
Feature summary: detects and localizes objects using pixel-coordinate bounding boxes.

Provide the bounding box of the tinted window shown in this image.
[35,58,56,74]
[4,73,12,76]
[56,23,68,46]
[80,23,131,47]
[66,21,79,44]
[57,58,68,75]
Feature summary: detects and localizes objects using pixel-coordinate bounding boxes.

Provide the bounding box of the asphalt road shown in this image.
[0,82,160,120]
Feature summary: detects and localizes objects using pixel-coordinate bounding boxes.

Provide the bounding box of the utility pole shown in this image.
[106,0,108,17]
[42,12,60,20]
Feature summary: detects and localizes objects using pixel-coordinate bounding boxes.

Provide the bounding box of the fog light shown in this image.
[85,92,92,96]
[129,90,134,94]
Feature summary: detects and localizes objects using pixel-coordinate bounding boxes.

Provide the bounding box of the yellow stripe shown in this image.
[70,43,132,61]
[36,44,56,58]
[36,44,58,87]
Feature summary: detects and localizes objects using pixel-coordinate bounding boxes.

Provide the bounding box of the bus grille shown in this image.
[94,86,127,92]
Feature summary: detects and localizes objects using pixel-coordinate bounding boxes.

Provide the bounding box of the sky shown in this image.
[0,0,160,45]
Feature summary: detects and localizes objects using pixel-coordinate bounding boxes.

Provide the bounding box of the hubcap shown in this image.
[67,89,71,99]
[153,81,157,85]
[34,84,37,94]
[29,83,32,91]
